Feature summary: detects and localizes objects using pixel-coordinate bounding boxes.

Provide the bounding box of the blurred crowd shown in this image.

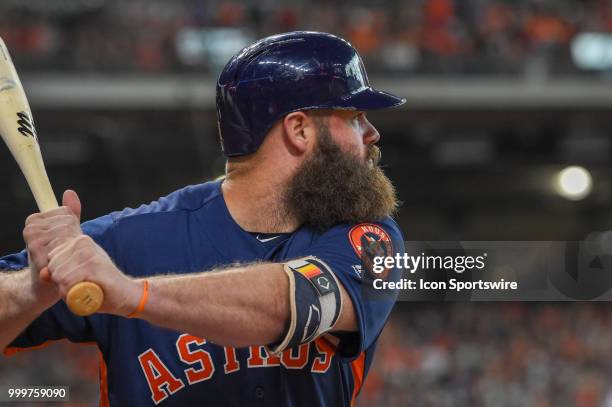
[0,0,611,76]
[360,303,612,407]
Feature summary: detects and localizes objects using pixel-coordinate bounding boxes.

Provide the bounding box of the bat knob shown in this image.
[66,282,104,316]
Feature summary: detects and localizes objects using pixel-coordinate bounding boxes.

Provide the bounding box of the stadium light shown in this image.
[555,166,593,201]
[571,33,612,70]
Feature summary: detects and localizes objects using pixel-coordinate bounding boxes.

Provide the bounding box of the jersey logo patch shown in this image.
[349,223,394,280]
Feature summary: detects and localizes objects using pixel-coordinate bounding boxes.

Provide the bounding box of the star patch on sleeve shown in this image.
[348,223,394,280]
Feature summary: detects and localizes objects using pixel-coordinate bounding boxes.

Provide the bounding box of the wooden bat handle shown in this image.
[40,266,103,315]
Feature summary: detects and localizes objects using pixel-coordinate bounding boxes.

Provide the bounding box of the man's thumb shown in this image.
[62,189,82,220]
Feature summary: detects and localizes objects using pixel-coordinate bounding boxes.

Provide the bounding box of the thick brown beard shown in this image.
[285,122,399,231]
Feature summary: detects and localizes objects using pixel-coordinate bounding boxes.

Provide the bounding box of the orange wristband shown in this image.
[127,280,149,319]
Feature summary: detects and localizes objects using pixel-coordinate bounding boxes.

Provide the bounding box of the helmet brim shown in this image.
[335,87,406,110]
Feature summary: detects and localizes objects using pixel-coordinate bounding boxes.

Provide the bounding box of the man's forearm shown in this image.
[0,269,53,353]
[44,233,357,347]
[136,263,289,348]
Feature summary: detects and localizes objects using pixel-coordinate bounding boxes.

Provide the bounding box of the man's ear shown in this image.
[282,111,315,155]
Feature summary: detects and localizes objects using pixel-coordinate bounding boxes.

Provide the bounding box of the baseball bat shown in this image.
[0,37,103,317]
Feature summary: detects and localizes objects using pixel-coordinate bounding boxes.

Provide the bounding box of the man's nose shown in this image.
[363,118,380,145]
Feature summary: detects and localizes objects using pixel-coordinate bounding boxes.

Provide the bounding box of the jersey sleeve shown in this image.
[307,218,404,361]
[1,214,116,353]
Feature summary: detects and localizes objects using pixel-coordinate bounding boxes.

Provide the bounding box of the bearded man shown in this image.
[0,31,405,406]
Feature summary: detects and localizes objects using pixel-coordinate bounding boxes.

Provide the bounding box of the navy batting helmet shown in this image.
[216,31,406,157]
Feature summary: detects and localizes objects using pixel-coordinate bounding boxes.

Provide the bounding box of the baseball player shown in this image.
[0,31,406,406]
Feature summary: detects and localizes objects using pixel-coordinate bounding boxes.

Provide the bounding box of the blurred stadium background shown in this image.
[1,0,612,406]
